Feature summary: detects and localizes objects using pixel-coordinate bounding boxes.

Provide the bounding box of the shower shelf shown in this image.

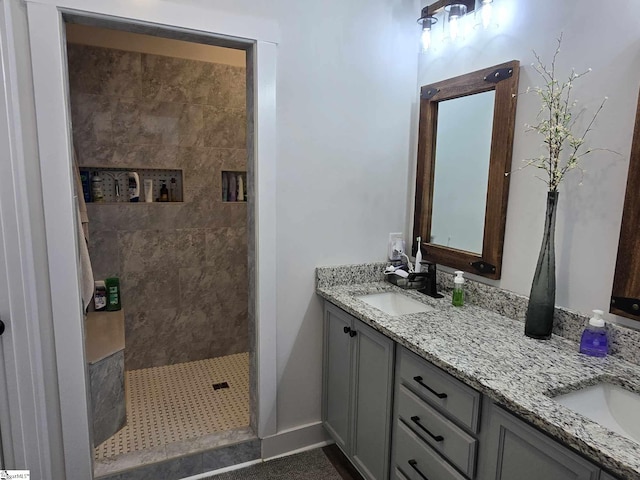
[81,166,183,203]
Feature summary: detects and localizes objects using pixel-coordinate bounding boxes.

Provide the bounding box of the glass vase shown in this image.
[524,191,558,339]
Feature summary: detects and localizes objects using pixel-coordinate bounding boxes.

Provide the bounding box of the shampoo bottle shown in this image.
[415,237,423,273]
[128,172,140,202]
[91,173,104,202]
[452,271,465,307]
[579,310,608,357]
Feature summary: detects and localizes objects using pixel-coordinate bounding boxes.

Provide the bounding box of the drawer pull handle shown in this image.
[410,416,444,442]
[344,326,351,334]
[413,376,448,399]
[408,459,430,480]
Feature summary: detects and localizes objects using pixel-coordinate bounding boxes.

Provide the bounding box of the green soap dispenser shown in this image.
[105,277,121,311]
[452,271,465,307]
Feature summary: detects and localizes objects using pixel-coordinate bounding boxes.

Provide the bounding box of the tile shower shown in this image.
[66,39,251,466]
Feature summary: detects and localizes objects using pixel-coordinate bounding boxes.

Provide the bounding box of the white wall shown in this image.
[168,0,420,432]
[416,0,640,328]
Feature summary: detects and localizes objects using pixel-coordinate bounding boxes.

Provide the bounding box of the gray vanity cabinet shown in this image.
[478,401,600,480]
[392,346,481,480]
[323,302,395,480]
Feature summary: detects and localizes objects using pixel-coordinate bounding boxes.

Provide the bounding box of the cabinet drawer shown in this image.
[397,384,477,477]
[393,421,467,480]
[398,347,481,432]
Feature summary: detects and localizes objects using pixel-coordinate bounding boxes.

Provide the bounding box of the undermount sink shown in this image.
[357,292,434,316]
[553,383,640,444]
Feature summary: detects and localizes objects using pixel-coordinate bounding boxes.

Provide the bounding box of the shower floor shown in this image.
[95,352,249,461]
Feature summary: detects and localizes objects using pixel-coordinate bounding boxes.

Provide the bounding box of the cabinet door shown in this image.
[479,402,600,480]
[600,472,621,480]
[323,304,353,452]
[351,320,395,480]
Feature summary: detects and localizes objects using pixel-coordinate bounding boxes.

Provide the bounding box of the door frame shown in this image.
[22,1,278,477]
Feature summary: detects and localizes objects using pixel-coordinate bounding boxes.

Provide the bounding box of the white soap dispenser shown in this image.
[415,237,423,273]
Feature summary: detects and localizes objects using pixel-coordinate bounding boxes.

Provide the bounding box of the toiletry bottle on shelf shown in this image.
[415,237,423,273]
[94,281,107,311]
[452,271,465,306]
[160,182,169,202]
[579,310,608,357]
[105,277,121,311]
[170,177,177,202]
[229,174,237,202]
[144,179,153,203]
[128,172,140,202]
[222,172,228,201]
[91,173,104,202]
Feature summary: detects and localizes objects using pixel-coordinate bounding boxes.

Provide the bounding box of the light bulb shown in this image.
[449,15,460,41]
[421,27,432,51]
[446,3,467,42]
[481,0,493,29]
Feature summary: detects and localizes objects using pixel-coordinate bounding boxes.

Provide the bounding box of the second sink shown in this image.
[553,383,640,444]
[357,292,434,316]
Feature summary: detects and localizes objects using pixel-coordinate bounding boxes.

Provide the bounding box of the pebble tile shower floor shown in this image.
[94,352,249,460]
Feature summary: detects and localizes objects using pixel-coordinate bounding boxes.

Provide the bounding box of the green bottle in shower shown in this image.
[105,276,121,311]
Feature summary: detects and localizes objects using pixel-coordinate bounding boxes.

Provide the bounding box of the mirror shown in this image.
[412,60,519,279]
[611,88,640,321]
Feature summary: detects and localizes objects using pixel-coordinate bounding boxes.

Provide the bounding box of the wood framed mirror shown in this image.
[412,60,520,279]
[611,88,640,320]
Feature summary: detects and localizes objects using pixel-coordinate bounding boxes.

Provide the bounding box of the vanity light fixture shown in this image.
[418,6,438,52]
[417,0,475,51]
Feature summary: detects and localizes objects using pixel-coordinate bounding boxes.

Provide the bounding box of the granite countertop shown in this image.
[317,277,640,479]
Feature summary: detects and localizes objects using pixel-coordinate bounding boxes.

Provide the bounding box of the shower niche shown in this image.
[81,167,183,203]
[222,170,247,202]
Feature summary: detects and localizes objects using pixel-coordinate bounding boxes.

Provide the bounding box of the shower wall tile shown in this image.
[118,230,176,273]
[125,309,178,369]
[120,268,181,312]
[205,227,248,272]
[203,107,246,149]
[90,350,126,446]
[112,99,204,146]
[218,147,248,171]
[70,93,114,149]
[88,230,120,280]
[178,266,222,314]
[206,64,247,110]
[174,229,206,267]
[115,144,182,169]
[66,44,141,98]
[69,43,248,370]
[246,48,258,433]
[141,54,211,105]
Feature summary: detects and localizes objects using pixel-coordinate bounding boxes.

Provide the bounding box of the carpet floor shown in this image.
[203,446,363,480]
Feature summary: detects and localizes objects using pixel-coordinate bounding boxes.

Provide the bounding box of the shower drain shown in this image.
[213,382,230,390]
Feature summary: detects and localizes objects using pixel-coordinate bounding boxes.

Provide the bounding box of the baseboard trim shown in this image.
[181,459,263,480]
[261,421,331,460]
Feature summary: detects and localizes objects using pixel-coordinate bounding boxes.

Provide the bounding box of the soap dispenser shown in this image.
[452,271,465,306]
[579,310,608,357]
